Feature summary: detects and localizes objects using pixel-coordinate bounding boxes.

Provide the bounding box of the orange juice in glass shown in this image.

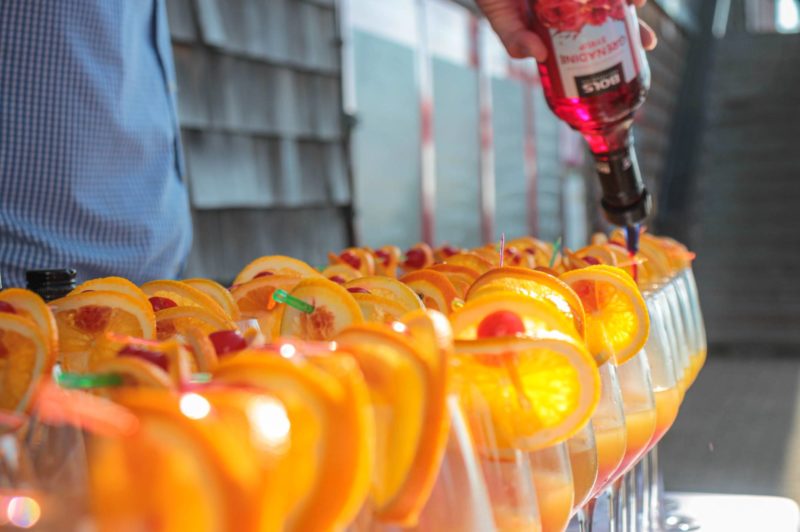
[613,407,656,480]
[587,362,627,498]
[687,348,706,386]
[591,421,626,497]
[647,386,681,451]
[610,351,657,480]
[530,443,574,532]
[566,423,597,512]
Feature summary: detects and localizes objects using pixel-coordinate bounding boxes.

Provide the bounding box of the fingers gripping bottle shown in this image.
[527,0,652,242]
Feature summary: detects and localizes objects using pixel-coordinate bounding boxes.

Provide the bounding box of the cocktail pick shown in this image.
[57,372,123,390]
[499,233,506,267]
[190,372,212,384]
[272,289,315,314]
[549,237,563,269]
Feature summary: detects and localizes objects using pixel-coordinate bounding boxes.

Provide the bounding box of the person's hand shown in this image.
[475,0,657,62]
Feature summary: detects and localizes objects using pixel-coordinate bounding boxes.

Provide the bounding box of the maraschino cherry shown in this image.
[477,310,525,338]
[209,330,248,357]
[149,296,177,312]
[118,345,169,372]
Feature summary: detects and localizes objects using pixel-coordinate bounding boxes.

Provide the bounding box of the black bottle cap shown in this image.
[26,269,77,286]
[594,147,652,226]
[26,269,77,302]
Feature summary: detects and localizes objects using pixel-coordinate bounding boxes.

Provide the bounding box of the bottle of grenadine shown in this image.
[527,0,652,238]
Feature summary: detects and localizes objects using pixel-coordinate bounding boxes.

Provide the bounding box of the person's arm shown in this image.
[475,0,657,61]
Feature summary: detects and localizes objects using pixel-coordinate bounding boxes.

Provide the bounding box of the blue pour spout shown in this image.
[625,224,640,254]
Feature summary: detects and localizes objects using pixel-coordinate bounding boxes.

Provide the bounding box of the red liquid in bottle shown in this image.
[527,0,652,233]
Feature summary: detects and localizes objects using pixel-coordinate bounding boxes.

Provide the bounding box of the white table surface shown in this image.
[665,492,800,532]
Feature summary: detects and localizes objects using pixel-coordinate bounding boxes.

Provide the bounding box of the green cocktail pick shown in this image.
[272,289,315,314]
[549,237,563,269]
[58,372,124,390]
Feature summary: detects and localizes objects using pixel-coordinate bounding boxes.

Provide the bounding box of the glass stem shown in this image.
[641,454,651,532]
[583,498,597,532]
[625,471,636,532]
[609,478,626,532]
[650,445,663,530]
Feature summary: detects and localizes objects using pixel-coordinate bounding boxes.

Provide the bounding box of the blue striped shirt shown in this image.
[0,0,192,287]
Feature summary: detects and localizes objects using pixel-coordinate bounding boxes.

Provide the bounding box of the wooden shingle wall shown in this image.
[636,3,692,215]
[690,6,800,345]
[166,0,351,281]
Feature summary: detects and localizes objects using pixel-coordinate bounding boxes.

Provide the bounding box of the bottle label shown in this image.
[535,1,642,98]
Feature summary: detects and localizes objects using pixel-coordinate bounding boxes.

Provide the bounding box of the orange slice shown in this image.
[636,238,673,283]
[453,333,599,454]
[444,252,493,274]
[400,243,435,274]
[471,246,502,267]
[234,255,323,286]
[182,278,241,320]
[501,245,535,268]
[92,356,173,389]
[199,387,296,531]
[350,293,411,324]
[50,291,156,373]
[647,234,695,271]
[89,388,258,532]
[89,416,226,532]
[183,327,219,373]
[433,244,462,263]
[507,236,551,254]
[0,288,58,367]
[329,248,376,276]
[400,270,459,315]
[141,280,228,318]
[155,306,237,341]
[336,323,448,525]
[603,232,666,286]
[214,352,373,532]
[576,244,618,267]
[0,313,49,413]
[428,264,481,298]
[561,248,592,271]
[321,263,363,283]
[344,276,424,313]
[560,266,650,365]
[163,341,195,386]
[374,245,402,278]
[508,237,553,266]
[70,276,151,310]
[400,309,453,377]
[230,275,300,340]
[279,278,364,341]
[467,267,586,339]
[84,333,196,382]
[449,293,580,341]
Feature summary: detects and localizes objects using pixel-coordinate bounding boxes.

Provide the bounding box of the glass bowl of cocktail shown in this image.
[448,294,601,531]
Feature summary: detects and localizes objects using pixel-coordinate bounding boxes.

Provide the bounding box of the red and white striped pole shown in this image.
[522,67,540,238]
[471,16,496,244]
[415,0,437,246]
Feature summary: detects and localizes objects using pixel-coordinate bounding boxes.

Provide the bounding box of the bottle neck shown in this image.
[592,143,651,227]
[582,120,635,154]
